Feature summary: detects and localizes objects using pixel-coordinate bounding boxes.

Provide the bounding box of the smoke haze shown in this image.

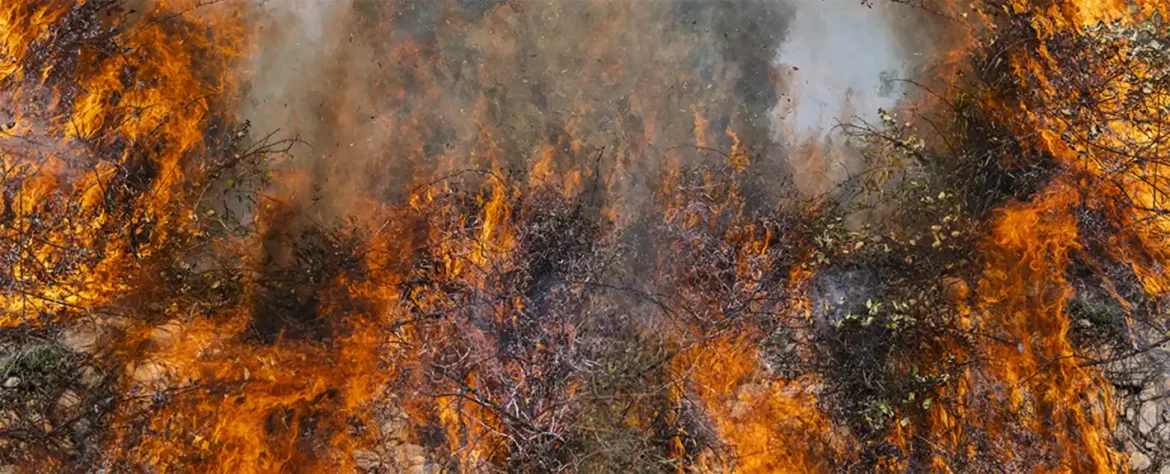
[239,0,938,218]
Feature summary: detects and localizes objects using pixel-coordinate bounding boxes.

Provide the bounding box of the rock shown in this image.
[57,390,82,413]
[2,377,19,389]
[352,449,381,471]
[149,320,185,349]
[381,416,407,439]
[942,276,970,302]
[399,443,428,470]
[132,361,167,386]
[80,366,103,389]
[1130,450,1152,471]
[1139,401,1159,435]
[61,326,100,353]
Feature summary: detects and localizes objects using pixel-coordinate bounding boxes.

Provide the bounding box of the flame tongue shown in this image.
[959,182,1119,471]
[912,0,1170,471]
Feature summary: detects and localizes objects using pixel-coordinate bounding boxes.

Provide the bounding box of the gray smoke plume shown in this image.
[773,0,934,199]
[238,0,938,220]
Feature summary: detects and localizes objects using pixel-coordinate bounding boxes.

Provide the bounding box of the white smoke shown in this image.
[772,0,932,199]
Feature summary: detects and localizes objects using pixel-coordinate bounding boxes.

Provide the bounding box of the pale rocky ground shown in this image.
[1090,303,1170,471]
[351,402,436,474]
[1113,342,1170,472]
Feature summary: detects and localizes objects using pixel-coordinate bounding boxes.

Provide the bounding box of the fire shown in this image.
[907,0,1170,471]
[919,183,1121,471]
[0,2,68,83]
[4,0,1170,472]
[1,0,246,322]
[675,336,842,473]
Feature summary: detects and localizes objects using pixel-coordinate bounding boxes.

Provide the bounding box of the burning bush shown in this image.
[4,0,1170,473]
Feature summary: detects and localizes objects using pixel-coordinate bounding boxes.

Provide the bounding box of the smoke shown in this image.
[238,0,937,220]
[776,0,922,137]
[239,0,376,225]
[773,0,935,199]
